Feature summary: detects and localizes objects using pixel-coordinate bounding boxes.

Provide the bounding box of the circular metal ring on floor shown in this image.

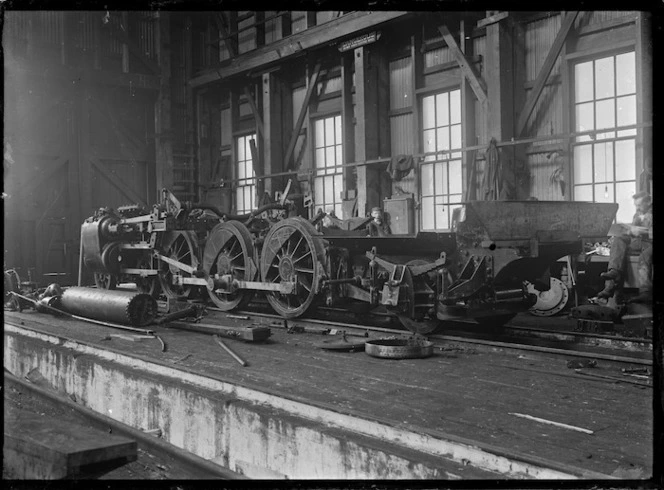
[364,338,434,359]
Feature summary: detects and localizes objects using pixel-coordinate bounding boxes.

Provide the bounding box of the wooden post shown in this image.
[341,52,355,210]
[485,16,528,198]
[410,32,422,225]
[75,74,92,281]
[635,11,652,192]
[183,15,196,198]
[154,12,174,192]
[460,19,476,201]
[354,44,389,217]
[262,71,285,196]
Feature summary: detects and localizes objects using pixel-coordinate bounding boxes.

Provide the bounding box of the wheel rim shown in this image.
[134,255,160,297]
[94,272,116,290]
[158,231,199,298]
[260,217,326,318]
[203,221,255,310]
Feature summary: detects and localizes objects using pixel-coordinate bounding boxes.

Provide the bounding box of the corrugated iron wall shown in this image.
[389,56,416,196]
[424,45,454,68]
[524,14,565,200]
[4,11,157,283]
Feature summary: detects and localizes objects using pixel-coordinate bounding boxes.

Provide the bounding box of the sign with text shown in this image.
[338,31,381,52]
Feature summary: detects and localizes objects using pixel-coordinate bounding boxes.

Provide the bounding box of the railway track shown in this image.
[209,307,652,367]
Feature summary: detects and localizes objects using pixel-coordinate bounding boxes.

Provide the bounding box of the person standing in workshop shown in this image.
[366,207,391,237]
[597,191,652,303]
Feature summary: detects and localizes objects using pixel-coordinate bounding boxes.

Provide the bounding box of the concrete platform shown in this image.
[4,406,137,479]
[3,309,653,480]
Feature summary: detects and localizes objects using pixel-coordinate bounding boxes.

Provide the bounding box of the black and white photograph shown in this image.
[3,6,660,484]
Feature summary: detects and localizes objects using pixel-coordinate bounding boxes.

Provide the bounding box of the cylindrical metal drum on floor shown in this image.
[59,287,158,326]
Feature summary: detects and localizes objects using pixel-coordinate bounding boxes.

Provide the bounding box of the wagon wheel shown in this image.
[396,259,441,335]
[134,255,161,297]
[158,231,199,299]
[203,220,256,310]
[260,217,327,318]
[94,272,117,290]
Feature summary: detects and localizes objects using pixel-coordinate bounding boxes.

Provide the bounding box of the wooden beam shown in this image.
[243,85,264,138]
[516,11,579,137]
[438,25,488,104]
[214,12,238,58]
[90,157,148,207]
[476,11,509,29]
[190,11,410,87]
[283,62,323,171]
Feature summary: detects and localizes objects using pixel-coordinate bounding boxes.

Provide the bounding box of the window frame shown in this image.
[418,87,464,232]
[312,113,344,218]
[234,132,257,214]
[569,48,638,223]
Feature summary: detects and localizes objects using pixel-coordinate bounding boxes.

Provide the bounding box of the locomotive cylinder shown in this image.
[59,287,158,326]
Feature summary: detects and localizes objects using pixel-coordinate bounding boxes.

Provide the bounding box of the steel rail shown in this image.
[3,370,246,480]
[214,308,652,366]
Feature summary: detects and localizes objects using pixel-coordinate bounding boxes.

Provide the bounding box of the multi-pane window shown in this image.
[572,51,637,223]
[420,89,463,230]
[313,115,343,217]
[236,134,256,214]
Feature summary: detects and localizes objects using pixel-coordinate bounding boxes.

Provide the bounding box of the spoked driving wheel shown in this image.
[94,272,117,290]
[260,217,327,318]
[203,221,256,310]
[158,231,199,298]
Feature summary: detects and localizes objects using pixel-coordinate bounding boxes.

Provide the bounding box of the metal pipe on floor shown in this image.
[60,287,158,326]
[10,292,155,335]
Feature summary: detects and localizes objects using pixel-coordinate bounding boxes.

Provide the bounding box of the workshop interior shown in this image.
[3,10,658,482]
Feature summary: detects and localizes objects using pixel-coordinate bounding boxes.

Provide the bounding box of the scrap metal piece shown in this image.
[527,277,569,317]
[60,287,157,326]
[315,338,366,351]
[364,338,433,359]
[213,335,247,366]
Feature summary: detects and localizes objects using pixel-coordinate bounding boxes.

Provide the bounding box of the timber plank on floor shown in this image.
[4,403,137,479]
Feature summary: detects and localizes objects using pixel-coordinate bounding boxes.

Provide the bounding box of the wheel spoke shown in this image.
[294,267,314,274]
[292,251,312,265]
[174,238,185,258]
[292,235,304,256]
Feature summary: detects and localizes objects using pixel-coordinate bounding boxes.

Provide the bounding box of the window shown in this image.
[420,89,463,230]
[236,134,256,214]
[572,51,637,223]
[313,115,343,217]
